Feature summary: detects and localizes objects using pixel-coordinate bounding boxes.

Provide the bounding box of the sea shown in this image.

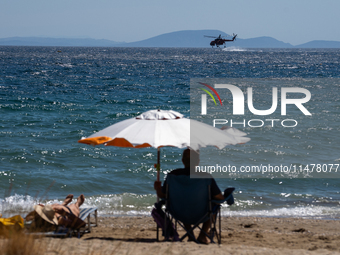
[0,46,339,219]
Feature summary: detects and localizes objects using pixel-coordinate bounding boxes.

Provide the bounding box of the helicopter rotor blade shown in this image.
[204,35,217,38]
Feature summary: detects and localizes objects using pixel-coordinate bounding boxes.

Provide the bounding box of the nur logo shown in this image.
[200,83,312,116]
[199,82,223,114]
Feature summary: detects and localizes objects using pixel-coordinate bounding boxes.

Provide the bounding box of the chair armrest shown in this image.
[212,193,234,205]
[212,195,228,204]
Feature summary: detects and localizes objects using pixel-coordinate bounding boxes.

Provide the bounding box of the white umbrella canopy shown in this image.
[79,109,249,150]
[78,109,250,181]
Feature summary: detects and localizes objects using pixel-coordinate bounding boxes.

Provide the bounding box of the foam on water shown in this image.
[2,193,339,219]
[222,46,247,52]
[226,206,340,219]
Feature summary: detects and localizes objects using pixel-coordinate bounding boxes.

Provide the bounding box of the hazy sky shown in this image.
[1,0,339,45]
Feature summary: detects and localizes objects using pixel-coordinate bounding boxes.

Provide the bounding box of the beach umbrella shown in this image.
[78,109,250,182]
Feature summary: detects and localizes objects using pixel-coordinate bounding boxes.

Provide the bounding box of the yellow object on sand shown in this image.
[0,215,24,235]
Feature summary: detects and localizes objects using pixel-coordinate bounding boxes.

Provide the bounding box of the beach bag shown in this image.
[151,202,179,241]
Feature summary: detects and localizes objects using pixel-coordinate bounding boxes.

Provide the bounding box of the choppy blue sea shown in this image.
[0,46,339,219]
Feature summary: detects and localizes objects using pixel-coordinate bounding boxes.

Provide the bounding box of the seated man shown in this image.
[154,149,224,244]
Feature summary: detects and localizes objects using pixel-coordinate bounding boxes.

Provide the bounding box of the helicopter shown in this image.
[204,34,237,48]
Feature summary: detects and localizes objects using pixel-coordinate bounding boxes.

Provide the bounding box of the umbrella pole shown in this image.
[156,147,160,240]
[157,147,160,182]
[156,147,160,202]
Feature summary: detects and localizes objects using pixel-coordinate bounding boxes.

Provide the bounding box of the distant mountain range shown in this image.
[1,30,340,48]
[0,37,123,47]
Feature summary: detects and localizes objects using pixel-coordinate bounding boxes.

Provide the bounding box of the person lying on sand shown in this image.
[26,194,86,230]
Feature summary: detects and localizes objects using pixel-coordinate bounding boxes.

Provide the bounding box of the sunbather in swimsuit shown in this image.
[56,205,73,221]
[52,194,85,228]
[26,194,86,231]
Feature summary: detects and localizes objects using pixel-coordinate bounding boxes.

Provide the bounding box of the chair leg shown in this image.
[215,208,222,244]
[205,209,221,244]
[219,208,222,244]
[87,215,91,232]
[164,211,171,241]
[210,213,214,243]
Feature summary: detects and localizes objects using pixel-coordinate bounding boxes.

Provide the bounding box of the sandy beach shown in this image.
[4,216,338,255]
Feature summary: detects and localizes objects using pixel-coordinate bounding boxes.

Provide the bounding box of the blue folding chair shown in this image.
[163,174,233,244]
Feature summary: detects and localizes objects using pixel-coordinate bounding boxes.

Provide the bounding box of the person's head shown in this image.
[182,148,199,168]
[30,205,57,232]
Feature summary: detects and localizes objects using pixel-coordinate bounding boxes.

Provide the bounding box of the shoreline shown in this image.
[97,213,340,221]
[7,215,339,254]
